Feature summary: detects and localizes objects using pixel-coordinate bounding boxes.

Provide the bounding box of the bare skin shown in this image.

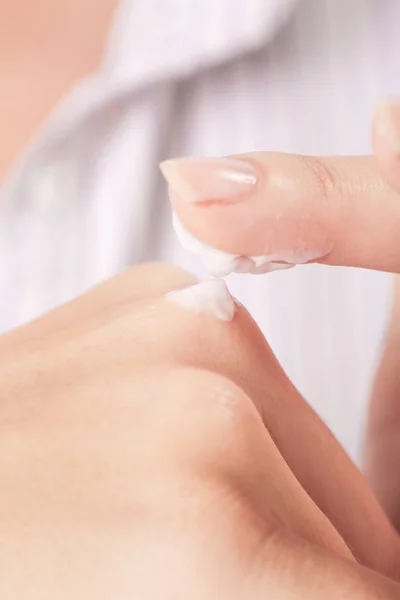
[0,0,117,179]
[365,275,400,528]
[1,262,400,598]
[163,101,400,527]
[1,2,400,593]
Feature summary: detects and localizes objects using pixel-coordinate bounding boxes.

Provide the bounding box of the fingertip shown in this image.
[165,151,400,273]
[168,182,332,276]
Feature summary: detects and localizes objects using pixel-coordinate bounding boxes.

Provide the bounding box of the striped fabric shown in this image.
[1,0,399,461]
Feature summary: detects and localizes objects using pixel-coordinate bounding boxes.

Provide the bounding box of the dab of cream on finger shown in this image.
[166,279,236,322]
[172,214,327,277]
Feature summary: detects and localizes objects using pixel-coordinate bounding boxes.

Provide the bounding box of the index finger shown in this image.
[161,152,400,274]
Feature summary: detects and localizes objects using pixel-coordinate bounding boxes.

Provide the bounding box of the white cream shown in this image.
[166,279,235,321]
[172,214,322,277]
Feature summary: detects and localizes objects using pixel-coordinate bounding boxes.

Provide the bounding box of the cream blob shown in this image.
[166,279,236,321]
[172,214,323,276]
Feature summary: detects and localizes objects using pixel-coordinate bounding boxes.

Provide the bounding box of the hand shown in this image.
[160,99,400,526]
[161,100,400,273]
[1,262,400,597]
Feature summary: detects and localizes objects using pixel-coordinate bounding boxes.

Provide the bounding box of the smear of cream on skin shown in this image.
[166,280,236,321]
[172,214,325,276]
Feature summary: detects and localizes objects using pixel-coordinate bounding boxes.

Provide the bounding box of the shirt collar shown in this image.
[103,0,300,89]
[0,0,300,201]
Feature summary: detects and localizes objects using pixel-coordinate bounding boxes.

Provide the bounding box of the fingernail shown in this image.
[166,279,236,321]
[160,156,259,203]
[374,100,400,154]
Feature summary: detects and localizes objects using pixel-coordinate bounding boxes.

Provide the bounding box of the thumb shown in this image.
[161,149,400,275]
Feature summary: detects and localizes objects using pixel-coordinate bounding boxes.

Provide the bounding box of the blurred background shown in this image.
[0,0,399,462]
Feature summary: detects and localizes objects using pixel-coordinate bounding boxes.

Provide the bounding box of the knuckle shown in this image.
[297,155,337,202]
[128,291,270,421]
[151,290,258,372]
[156,367,258,456]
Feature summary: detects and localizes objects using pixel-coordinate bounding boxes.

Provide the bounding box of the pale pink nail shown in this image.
[374,100,400,154]
[160,156,259,203]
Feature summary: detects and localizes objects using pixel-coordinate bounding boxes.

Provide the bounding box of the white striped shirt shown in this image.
[1,0,399,461]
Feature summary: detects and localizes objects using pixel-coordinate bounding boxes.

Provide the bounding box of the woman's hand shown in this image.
[161,101,400,273]
[161,99,400,527]
[1,262,400,597]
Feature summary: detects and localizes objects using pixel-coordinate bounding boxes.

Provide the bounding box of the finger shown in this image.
[160,153,400,274]
[365,274,400,529]
[254,533,400,600]
[373,99,400,195]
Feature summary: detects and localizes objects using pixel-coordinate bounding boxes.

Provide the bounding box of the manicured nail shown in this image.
[160,156,259,203]
[166,280,236,321]
[374,100,400,154]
